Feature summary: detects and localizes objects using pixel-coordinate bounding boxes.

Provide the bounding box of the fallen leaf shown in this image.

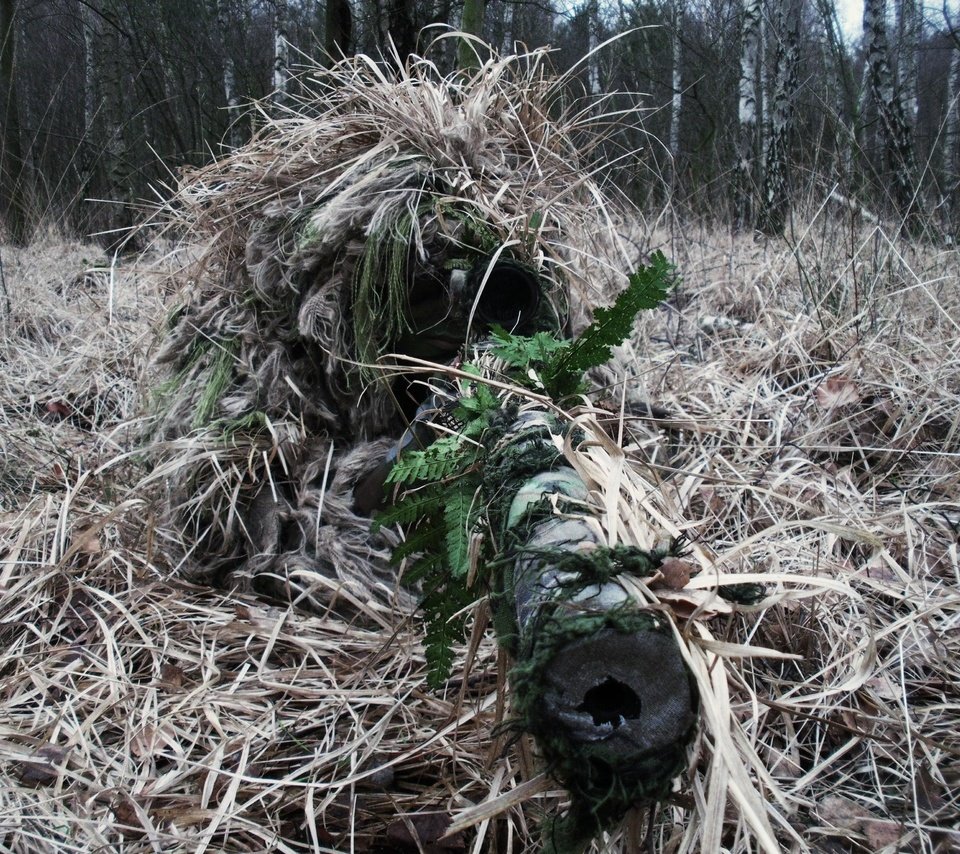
[158,662,185,690]
[45,399,73,418]
[864,819,904,850]
[816,375,860,409]
[817,795,904,849]
[654,557,694,590]
[817,794,874,829]
[130,723,176,759]
[74,530,101,555]
[18,745,69,787]
[385,813,465,851]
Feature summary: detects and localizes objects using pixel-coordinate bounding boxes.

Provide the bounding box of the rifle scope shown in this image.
[469,259,541,332]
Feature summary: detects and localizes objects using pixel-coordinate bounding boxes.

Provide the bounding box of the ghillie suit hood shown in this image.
[148,49,641,605]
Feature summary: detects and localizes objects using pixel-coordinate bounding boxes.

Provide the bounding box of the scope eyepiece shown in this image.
[468,259,542,333]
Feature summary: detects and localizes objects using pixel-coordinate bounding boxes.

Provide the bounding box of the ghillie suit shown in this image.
[148,49,724,851]
[150,51,642,608]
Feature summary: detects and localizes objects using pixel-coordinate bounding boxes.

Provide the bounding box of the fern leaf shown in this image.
[391,524,445,563]
[547,252,675,382]
[373,485,447,531]
[444,480,478,578]
[489,327,568,370]
[402,552,443,584]
[420,582,473,688]
[385,436,473,485]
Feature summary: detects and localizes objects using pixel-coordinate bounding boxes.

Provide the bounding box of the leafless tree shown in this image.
[734,0,762,229]
[863,0,920,229]
[1,0,29,244]
[758,0,803,236]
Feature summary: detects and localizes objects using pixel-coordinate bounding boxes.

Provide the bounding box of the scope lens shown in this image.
[470,260,542,332]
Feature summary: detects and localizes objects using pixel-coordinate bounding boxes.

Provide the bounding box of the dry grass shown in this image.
[1,211,958,853]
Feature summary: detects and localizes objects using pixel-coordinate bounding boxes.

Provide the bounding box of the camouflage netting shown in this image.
[147,49,642,608]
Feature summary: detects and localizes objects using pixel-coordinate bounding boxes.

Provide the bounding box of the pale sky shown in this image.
[836,0,863,41]
[834,0,960,43]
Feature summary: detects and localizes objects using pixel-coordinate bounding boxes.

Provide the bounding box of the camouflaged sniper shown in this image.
[149,49,697,851]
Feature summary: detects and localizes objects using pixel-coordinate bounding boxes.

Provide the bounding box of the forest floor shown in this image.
[0,219,957,853]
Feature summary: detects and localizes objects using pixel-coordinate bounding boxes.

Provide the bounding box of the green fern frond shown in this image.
[420,581,475,688]
[547,252,676,383]
[373,485,447,530]
[391,524,446,564]
[444,479,479,579]
[385,436,480,486]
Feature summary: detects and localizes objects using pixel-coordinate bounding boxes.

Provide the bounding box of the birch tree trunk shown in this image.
[77,1,99,202]
[863,0,920,229]
[0,0,29,245]
[896,0,920,127]
[272,0,289,106]
[218,0,243,147]
[944,46,960,237]
[815,0,858,183]
[758,0,802,236]
[734,0,763,229]
[668,0,684,188]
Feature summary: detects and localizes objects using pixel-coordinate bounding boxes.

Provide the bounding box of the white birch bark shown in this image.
[82,2,96,136]
[896,0,920,127]
[944,46,960,236]
[863,0,919,227]
[947,47,960,182]
[735,0,763,228]
[273,0,289,106]
[668,0,683,163]
[218,0,242,147]
[759,0,802,235]
[587,2,600,97]
[815,0,858,180]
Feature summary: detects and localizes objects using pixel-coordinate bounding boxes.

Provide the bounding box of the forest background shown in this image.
[1,0,959,247]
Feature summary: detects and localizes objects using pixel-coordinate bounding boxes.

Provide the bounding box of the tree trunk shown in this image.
[758,0,802,236]
[324,0,353,63]
[668,0,683,180]
[734,0,762,229]
[0,0,30,245]
[272,0,289,106]
[378,0,417,61]
[815,0,859,183]
[218,0,243,147]
[863,0,920,229]
[896,0,920,127]
[458,0,486,71]
[944,46,960,237]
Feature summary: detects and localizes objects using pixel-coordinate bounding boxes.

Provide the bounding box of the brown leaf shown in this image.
[130,723,176,759]
[159,662,185,690]
[18,745,68,787]
[45,399,73,418]
[112,794,145,838]
[817,794,874,829]
[385,813,465,851]
[655,557,694,590]
[74,529,101,555]
[864,819,904,850]
[817,796,903,848]
[816,375,860,409]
